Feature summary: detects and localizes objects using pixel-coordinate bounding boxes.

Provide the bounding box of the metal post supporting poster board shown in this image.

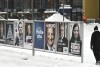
[32,0,34,56]
[81,21,84,63]
[33,20,35,56]
[4,20,6,45]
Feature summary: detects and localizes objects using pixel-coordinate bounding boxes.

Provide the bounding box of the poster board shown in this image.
[34,20,84,63]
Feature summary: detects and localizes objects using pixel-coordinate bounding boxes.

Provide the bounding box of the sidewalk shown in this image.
[0,45,98,67]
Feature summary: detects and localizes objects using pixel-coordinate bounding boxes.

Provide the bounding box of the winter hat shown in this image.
[94,26,98,30]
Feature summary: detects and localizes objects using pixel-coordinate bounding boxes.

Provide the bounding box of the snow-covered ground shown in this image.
[0,23,100,67]
[84,23,100,64]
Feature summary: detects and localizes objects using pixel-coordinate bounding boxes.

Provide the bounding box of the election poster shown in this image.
[6,23,14,45]
[69,22,82,56]
[34,21,44,49]
[57,22,68,54]
[45,22,56,52]
[15,20,24,47]
[24,22,33,49]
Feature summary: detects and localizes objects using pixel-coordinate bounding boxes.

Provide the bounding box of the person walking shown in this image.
[90,26,100,65]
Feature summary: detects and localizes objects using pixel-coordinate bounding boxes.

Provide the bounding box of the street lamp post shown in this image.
[63,0,64,21]
[32,0,33,21]
[7,0,8,19]
[99,0,100,19]
[56,0,59,11]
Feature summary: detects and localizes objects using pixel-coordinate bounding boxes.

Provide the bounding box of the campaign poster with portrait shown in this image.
[57,22,68,54]
[34,21,44,49]
[45,22,56,52]
[0,21,5,44]
[24,23,33,49]
[15,21,24,47]
[6,23,14,45]
[69,22,82,56]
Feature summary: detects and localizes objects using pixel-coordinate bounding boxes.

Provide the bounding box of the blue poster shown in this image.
[34,21,44,49]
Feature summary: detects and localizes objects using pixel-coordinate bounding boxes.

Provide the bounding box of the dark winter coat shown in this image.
[91,31,100,52]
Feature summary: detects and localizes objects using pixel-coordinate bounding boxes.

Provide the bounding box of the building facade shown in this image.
[0,0,99,20]
[83,0,99,19]
[0,0,6,11]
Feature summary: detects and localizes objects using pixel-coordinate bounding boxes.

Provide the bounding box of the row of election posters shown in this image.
[0,20,83,56]
[0,20,33,49]
[34,21,83,56]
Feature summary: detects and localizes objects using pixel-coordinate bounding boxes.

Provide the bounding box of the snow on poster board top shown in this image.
[45,13,71,22]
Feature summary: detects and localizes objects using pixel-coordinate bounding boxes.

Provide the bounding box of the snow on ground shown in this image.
[83,23,100,64]
[0,23,100,67]
[0,47,96,67]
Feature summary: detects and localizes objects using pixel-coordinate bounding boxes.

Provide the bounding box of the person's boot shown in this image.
[96,61,100,65]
